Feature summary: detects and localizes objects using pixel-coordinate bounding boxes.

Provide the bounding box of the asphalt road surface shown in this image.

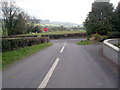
[2,38,118,88]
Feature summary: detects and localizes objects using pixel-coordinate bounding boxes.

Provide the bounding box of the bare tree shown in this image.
[0,0,40,36]
[0,0,20,36]
[15,12,30,34]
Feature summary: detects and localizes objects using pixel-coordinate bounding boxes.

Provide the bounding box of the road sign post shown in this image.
[44,27,49,38]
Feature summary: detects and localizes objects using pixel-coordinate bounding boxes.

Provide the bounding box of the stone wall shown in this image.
[103,39,120,64]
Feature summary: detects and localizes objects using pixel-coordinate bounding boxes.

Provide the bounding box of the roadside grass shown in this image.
[0,28,2,37]
[77,40,98,45]
[0,53,2,69]
[2,43,52,68]
[77,40,89,45]
[114,44,120,48]
[16,30,86,36]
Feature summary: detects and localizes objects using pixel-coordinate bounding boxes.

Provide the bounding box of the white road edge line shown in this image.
[38,58,60,88]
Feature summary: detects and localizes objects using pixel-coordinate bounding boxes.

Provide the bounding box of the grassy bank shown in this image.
[2,43,52,68]
[77,40,90,45]
[77,40,99,45]
[0,53,2,69]
[0,28,2,37]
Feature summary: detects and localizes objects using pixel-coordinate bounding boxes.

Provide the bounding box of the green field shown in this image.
[2,43,52,68]
[16,30,86,36]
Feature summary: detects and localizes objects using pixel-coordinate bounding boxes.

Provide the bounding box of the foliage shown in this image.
[14,13,29,35]
[84,2,114,37]
[31,26,42,33]
[2,43,52,68]
[20,32,86,39]
[17,30,86,36]
[114,44,120,48]
[100,35,108,42]
[108,32,120,38]
[2,35,38,38]
[92,34,101,41]
[42,33,86,39]
[111,2,120,33]
[1,31,86,39]
[2,37,49,52]
[90,33,108,42]
[1,1,22,35]
[0,0,40,36]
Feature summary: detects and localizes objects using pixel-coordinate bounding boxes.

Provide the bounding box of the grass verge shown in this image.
[2,43,52,68]
[0,53,2,69]
[114,44,120,48]
[77,40,89,45]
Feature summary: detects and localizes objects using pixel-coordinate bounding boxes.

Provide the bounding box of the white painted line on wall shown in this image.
[38,58,60,88]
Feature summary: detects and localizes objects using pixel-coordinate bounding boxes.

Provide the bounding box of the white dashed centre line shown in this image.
[60,42,66,53]
[38,58,60,88]
[38,42,66,88]
[64,42,66,46]
[60,46,65,53]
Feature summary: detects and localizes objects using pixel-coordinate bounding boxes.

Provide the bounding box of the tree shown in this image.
[0,0,21,36]
[84,2,114,36]
[112,2,120,32]
[32,26,41,33]
[14,12,30,34]
[0,0,35,35]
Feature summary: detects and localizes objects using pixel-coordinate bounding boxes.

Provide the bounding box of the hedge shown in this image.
[2,32,86,39]
[2,35,38,38]
[2,37,49,52]
[41,33,86,39]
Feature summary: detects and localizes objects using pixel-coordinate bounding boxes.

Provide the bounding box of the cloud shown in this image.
[95,0,110,2]
[16,0,119,24]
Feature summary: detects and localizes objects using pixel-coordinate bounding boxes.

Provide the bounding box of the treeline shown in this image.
[84,1,120,38]
[47,25,85,32]
[0,0,41,36]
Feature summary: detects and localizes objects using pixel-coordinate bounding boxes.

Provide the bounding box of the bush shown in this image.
[108,32,120,38]
[100,36,108,42]
[92,34,101,41]
[2,37,49,52]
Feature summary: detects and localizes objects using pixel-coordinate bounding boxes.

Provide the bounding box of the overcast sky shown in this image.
[16,0,119,24]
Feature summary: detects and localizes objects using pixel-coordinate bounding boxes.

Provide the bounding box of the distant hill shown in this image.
[49,21,81,26]
[40,21,82,27]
